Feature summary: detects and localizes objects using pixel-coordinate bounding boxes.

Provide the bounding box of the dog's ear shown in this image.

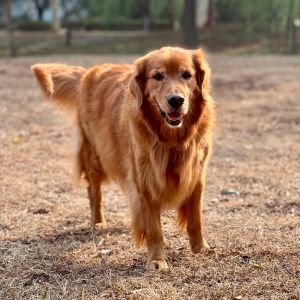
[129,57,147,106]
[192,49,211,99]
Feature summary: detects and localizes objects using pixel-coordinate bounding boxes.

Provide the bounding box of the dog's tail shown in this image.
[31,64,86,112]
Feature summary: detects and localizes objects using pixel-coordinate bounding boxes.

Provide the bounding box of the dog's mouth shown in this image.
[165,111,183,127]
[155,101,183,127]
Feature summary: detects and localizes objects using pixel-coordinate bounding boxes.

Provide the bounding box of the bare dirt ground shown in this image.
[0,54,299,300]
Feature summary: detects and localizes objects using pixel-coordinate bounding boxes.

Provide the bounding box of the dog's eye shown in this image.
[182,71,192,80]
[153,73,164,81]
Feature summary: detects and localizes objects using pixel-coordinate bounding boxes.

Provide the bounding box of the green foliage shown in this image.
[80,0,300,35]
[11,0,300,36]
[81,0,177,29]
[214,0,300,34]
[150,0,182,20]
[17,20,51,31]
[82,18,143,30]
[174,0,184,20]
[150,0,167,19]
[84,0,183,23]
[85,0,140,20]
[63,17,173,31]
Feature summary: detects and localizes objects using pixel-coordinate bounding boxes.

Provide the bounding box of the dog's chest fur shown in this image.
[134,138,207,208]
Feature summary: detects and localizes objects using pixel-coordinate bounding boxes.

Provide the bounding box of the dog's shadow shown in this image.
[7,224,215,291]
[44,224,129,243]
[15,224,150,282]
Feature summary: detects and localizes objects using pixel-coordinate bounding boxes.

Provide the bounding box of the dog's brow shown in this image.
[159,57,193,75]
[149,68,166,75]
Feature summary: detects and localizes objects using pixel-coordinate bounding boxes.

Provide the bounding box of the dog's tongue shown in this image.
[167,112,182,121]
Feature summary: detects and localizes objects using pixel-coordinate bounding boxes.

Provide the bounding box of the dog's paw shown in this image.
[93,222,107,230]
[146,260,169,271]
[191,239,210,254]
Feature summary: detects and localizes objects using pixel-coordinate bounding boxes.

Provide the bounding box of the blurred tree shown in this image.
[214,0,300,36]
[173,0,184,29]
[166,0,183,30]
[196,0,212,28]
[86,0,124,20]
[50,0,60,32]
[183,0,197,47]
[61,0,86,20]
[33,0,49,20]
[286,0,297,53]
[79,0,185,30]
[85,0,152,22]
[151,0,167,19]
[61,0,87,46]
[204,0,213,27]
[167,0,176,29]
[122,0,140,19]
[151,0,182,28]
[142,0,150,31]
[3,0,17,57]
[214,0,239,23]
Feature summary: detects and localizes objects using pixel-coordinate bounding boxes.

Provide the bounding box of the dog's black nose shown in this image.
[167,94,184,109]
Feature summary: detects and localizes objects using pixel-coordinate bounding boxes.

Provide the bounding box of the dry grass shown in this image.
[0,54,299,300]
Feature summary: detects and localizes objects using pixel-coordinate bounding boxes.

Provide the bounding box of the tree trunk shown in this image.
[65,26,72,47]
[183,0,197,47]
[142,0,151,31]
[50,0,61,33]
[4,0,17,57]
[287,0,297,54]
[167,0,179,30]
[37,7,43,20]
[204,0,213,28]
[34,0,48,21]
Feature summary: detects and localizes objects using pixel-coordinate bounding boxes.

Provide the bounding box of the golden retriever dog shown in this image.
[32,47,215,270]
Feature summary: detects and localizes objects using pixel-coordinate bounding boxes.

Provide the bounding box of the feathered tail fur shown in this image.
[31,64,86,111]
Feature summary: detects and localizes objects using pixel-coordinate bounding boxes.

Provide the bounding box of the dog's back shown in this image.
[77,64,135,188]
[32,63,134,186]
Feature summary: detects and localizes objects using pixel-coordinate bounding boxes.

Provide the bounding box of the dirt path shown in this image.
[0,54,299,299]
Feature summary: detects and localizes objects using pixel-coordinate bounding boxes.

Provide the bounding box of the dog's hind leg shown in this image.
[78,132,106,228]
[86,170,106,228]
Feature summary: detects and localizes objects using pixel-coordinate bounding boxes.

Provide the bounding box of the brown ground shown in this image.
[0,54,299,300]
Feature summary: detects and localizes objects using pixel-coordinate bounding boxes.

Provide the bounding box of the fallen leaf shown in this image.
[211,198,219,203]
[252,263,263,270]
[30,208,50,215]
[92,249,113,258]
[31,125,43,135]
[100,249,113,255]
[97,238,105,247]
[13,136,21,143]
[221,189,240,196]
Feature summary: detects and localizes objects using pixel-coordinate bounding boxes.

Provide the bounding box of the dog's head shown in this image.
[129,47,212,143]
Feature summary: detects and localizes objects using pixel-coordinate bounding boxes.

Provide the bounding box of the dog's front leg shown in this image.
[144,201,168,270]
[179,181,209,253]
[131,192,168,270]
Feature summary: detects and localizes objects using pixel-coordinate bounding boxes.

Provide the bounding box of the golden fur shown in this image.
[32,47,215,270]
